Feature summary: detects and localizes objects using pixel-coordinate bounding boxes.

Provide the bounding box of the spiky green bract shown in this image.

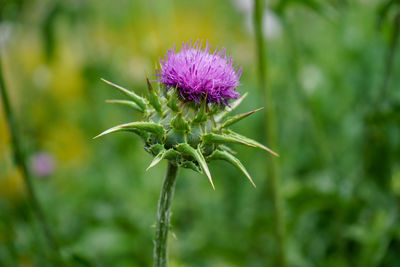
[208,150,255,187]
[96,79,278,188]
[106,99,143,112]
[223,130,279,157]
[219,108,263,129]
[202,133,256,147]
[101,78,147,111]
[146,77,162,115]
[94,122,164,139]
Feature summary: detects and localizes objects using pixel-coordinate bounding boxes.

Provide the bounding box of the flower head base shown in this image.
[95,43,278,189]
[158,40,241,105]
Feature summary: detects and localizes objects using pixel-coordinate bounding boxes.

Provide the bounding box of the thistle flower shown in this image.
[95,41,277,189]
[158,40,241,105]
[95,41,278,267]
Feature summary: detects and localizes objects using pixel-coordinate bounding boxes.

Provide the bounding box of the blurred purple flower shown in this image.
[30,152,55,178]
[157,40,241,105]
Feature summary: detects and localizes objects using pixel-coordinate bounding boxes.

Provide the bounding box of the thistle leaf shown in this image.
[146,78,162,114]
[165,131,185,147]
[171,112,190,133]
[106,99,143,112]
[147,149,184,170]
[146,149,166,171]
[215,92,248,122]
[149,144,164,155]
[176,144,215,189]
[224,130,279,157]
[101,78,147,111]
[146,77,159,94]
[163,149,181,161]
[208,150,256,187]
[187,125,202,148]
[180,161,202,173]
[192,100,207,124]
[167,91,180,112]
[220,107,263,129]
[219,144,237,155]
[94,122,165,139]
[202,133,256,147]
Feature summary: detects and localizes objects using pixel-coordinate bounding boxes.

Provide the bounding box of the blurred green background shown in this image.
[1,0,400,266]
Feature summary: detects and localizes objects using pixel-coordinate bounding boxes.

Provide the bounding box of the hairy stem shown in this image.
[0,53,61,259]
[253,0,286,266]
[154,162,179,267]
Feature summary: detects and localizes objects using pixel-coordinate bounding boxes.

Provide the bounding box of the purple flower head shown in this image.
[157,40,242,105]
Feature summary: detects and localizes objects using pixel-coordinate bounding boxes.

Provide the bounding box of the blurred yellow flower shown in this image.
[46,123,89,166]
[0,168,24,200]
[50,44,84,101]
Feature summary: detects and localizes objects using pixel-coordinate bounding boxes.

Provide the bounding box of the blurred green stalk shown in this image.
[253,0,286,266]
[154,162,179,267]
[0,53,61,260]
[380,12,400,102]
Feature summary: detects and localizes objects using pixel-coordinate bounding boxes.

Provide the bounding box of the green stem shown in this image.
[154,162,179,267]
[253,0,286,266]
[0,53,61,259]
[379,12,400,103]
